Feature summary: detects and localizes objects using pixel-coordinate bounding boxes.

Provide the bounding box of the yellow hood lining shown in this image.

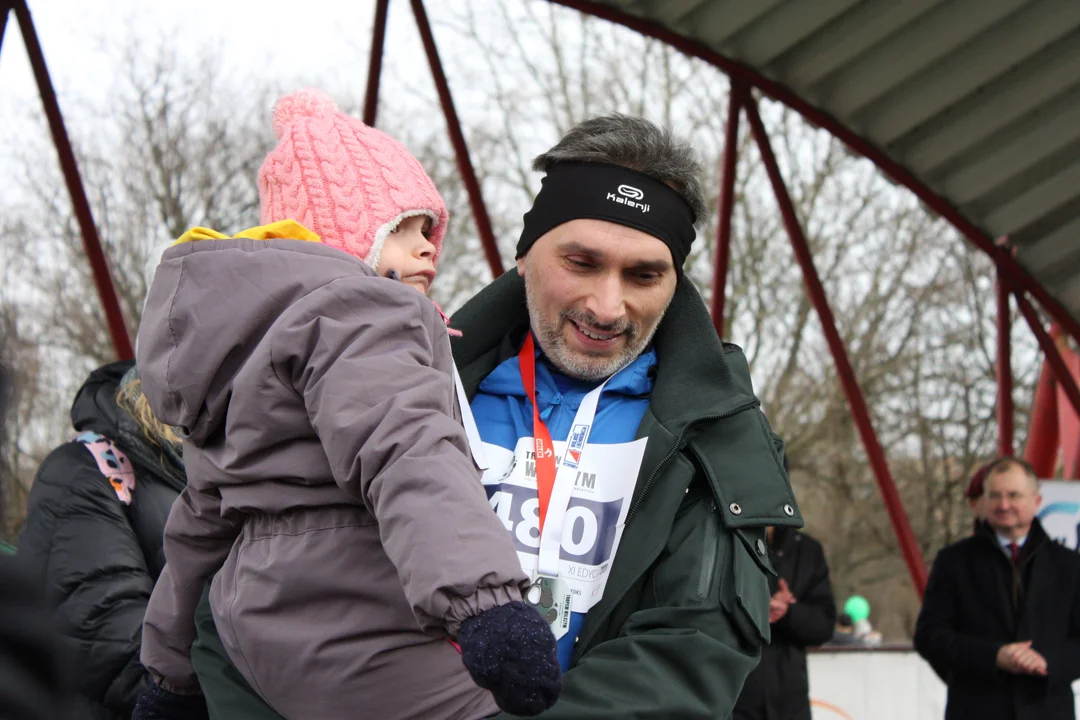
[175,220,321,245]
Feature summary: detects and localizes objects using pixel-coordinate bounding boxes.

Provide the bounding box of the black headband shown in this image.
[516,162,697,269]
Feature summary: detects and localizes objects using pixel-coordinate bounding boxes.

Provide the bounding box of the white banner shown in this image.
[807,651,1080,719]
[1037,480,1080,551]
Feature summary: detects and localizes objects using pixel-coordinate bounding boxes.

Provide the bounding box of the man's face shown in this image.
[517,218,678,382]
[985,466,1041,538]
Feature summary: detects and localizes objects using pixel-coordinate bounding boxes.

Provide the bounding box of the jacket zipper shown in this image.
[625,400,759,525]
[697,501,720,598]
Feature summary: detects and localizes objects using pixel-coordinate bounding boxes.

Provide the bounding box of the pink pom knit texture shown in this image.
[259,88,447,265]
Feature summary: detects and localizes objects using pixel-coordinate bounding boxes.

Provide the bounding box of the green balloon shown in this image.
[844,595,871,622]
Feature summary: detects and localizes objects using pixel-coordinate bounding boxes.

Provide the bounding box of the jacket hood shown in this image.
[136,225,380,445]
[70,360,186,491]
[70,359,134,435]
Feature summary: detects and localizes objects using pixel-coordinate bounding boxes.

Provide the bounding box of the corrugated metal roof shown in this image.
[584,0,1080,323]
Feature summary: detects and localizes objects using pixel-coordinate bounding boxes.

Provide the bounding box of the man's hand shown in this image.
[996,641,1048,676]
[768,578,797,624]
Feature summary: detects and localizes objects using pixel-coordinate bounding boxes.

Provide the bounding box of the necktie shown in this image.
[1009,542,1019,565]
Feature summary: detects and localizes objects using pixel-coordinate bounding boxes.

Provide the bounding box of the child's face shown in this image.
[377,215,437,295]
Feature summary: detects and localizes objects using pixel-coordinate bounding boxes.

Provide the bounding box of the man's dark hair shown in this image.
[532,114,706,226]
[837,613,854,629]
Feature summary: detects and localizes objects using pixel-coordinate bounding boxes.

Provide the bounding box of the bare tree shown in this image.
[0,37,278,536]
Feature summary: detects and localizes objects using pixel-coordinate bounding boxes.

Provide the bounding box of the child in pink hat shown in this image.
[132,89,560,720]
[259,88,450,289]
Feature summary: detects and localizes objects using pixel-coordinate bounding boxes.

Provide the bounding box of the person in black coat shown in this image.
[0,554,76,720]
[1,347,75,720]
[732,524,837,720]
[915,456,1080,720]
[17,360,187,720]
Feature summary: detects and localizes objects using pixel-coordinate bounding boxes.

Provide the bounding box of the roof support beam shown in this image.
[1024,353,1060,476]
[997,259,1015,457]
[410,0,504,279]
[12,0,133,360]
[743,90,928,598]
[1014,291,1080,424]
[362,0,390,127]
[710,83,744,338]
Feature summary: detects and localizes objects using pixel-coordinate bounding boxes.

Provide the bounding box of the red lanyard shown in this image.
[518,334,557,533]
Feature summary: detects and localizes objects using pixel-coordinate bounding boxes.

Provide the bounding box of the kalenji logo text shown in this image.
[607,184,649,213]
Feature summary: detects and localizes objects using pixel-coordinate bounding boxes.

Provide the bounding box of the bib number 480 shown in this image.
[486,483,623,566]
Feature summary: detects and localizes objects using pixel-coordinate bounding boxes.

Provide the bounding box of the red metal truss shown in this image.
[543,0,1080,351]
[1014,292,1080,423]
[997,263,1015,457]
[362,0,390,127]
[710,83,744,338]
[409,0,504,279]
[1025,326,1080,479]
[744,90,929,597]
[1025,355,1060,477]
[9,1,133,360]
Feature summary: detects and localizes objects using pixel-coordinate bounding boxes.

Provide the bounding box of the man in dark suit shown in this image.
[915,456,1080,720]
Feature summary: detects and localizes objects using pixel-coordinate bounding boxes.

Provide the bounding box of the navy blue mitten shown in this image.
[458,601,563,716]
[131,683,209,720]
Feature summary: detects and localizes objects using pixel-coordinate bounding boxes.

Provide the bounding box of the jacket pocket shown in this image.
[728,528,773,646]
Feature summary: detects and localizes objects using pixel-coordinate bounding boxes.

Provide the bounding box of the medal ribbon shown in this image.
[518,334,610,577]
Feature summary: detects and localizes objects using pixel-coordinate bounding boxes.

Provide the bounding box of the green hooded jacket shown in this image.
[188,272,803,719]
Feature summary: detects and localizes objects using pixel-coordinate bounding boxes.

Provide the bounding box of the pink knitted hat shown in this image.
[258,88,448,270]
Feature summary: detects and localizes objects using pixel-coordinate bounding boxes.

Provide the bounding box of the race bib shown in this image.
[482,436,647,614]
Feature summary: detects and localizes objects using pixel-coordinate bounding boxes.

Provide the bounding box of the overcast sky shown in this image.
[0,0,429,125]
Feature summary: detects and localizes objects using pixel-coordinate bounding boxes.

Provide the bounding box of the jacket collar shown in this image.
[71,360,133,436]
[477,337,656,400]
[450,271,757,434]
[974,518,1050,563]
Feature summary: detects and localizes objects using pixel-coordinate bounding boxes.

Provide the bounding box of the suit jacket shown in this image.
[914,519,1080,720]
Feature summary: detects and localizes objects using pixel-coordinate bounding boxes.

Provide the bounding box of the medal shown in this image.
[524,576,573,640]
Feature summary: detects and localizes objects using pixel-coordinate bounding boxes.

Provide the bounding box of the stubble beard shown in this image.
[523,267,669,382]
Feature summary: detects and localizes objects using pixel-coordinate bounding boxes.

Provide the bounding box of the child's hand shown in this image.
[131,683,210,720]
[457,601,563,716]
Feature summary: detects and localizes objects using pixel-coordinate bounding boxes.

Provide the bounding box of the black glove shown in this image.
[458,601,562,716]
[131,683,209,720]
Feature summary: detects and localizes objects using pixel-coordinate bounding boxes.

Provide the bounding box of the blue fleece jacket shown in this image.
[470,341,656,669]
